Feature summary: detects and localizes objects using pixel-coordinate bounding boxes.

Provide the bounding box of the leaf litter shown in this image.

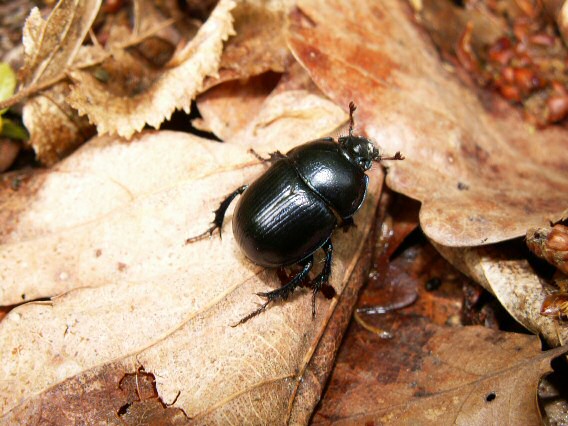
[1,0,568,423]
[314,226,568,424]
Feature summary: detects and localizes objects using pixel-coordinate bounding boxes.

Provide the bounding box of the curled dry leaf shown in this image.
[20,0,102,165]
[287,0,568,246]
[314,321,568,425]
[0,122,385,421]
[433,242,568,346]
[23,82,96,164]
[67,0,237,138]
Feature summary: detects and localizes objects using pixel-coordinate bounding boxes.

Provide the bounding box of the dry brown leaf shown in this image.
[0,89,349,304]
[67,0,236,138]
[23,82,96,164]
[0,114,384,421]
[201,0,295,91]
[314,322,567,425]
[20,0,102,164]
[433,242,568,346]
[196,71,282,139]
[287,0,568,247]
[20,0,102,86]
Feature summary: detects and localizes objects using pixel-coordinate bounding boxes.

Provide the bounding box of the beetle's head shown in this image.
[338,135,378,171]
[339,102,404,171]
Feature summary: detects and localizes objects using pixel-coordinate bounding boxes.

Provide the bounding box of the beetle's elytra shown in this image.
[186,102,404,325]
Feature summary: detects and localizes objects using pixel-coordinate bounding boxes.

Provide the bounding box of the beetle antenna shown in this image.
[348,101,357,137]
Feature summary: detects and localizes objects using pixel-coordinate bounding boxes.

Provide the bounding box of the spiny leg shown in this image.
[309,239,335,317]
[185,185,248,244]
[248,148,286,164]
[233,255,314,326]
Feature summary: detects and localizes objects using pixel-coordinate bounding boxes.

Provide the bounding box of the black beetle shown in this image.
[186,103,403,324]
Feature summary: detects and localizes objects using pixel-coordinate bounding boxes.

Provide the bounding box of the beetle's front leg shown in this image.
[248,148,286,164]
[185,185,248,244]
[309,239,335,317]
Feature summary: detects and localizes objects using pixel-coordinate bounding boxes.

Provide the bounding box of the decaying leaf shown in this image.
[23,82,95,164]
[0,140,19,174]
[314,322,568,425]
[0,364,189,424]
[416,0,568,127]
[20,0,102,164]
[20,0,102,86]
[67,0,236,138]
[412,0,507,67]
[0,102,384,421]
[287,0,568,247]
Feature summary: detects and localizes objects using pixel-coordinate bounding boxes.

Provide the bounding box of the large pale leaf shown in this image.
[0,119,384,422]
[287,0,568,247]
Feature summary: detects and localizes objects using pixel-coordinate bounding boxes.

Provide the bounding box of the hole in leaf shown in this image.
[117,402,131,415]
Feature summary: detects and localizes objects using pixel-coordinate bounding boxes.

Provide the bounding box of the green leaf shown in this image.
[0,62,17,115]
[1,118,28,141]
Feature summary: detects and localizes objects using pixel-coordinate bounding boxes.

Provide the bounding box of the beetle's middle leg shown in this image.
[185,185,248,244]
[308,239,335,317]
[233,255,314,326]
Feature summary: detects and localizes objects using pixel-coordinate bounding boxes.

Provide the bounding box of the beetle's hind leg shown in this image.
[233,255,314,326]
[185,185,248,244]
[309,239,336,317]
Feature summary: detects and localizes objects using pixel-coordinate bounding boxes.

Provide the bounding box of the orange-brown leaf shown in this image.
[0,117,383,421]
[287,0,568,247]
[314,323,567,425]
